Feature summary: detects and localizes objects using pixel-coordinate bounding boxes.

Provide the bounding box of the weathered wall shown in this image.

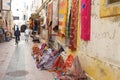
[77,0,120,80]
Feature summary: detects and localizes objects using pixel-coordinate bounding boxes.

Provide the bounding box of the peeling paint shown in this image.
[66,0,120,80]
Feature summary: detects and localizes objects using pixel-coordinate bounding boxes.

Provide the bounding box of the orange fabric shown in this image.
[62,54,74,72]
[37,49,42,56]
[64,54,74,68]
[58,0,68,37]
[32,44,39,56]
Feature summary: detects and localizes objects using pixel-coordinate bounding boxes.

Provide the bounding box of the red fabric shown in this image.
[62,54,74,73]
[64,54,74,68]
[81,0,91,41]
[52,55,64,69]
[68,0,79,51]
[52,55,64,77]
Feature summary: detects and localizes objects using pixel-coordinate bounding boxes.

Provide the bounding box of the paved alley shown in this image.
[0,34,54,80]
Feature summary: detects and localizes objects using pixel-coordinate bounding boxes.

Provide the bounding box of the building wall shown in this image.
[35,0,120,79]
[76,0,120,80]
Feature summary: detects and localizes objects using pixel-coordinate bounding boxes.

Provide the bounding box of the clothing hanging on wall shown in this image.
[58,0,68,37]
[68,0,79,51]
[47,2,53,40]
[47,2,53,24]
[65,0,72,45]
[52,0,59,33]
[81,0,91,41]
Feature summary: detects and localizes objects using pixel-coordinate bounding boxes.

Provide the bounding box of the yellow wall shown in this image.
[100,0,120,18]
[75,0,120,80]
[67,0,120,80]
[50,0,120,79]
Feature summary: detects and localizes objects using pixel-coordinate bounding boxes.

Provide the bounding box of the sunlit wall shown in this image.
[11,0,33,26]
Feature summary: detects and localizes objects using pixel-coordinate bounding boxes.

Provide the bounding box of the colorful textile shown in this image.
[58,0,68,37]
[62,54,74,72]
[47,2,53,24]
[66,11,71,40]
[72,56,87,79]
[64,54,74,68]
[59,56,87,80]
[52,55,64,71]
[81,0,91,41]
[47,2,53,40]
[40,43,47,51]
[37,49,53,68]
[68,0,79,51]
[43,51,58,69]
[52,0,59,34]
[65,0,72,40]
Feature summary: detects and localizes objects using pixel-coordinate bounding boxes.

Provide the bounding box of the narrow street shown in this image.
[0,34,54,80]
[1,0,120,80]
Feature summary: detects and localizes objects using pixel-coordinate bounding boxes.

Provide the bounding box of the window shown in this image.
[100,0,120,18]
[13,16,19,20]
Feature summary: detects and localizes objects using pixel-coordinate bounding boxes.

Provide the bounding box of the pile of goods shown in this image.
[31,43,87,80]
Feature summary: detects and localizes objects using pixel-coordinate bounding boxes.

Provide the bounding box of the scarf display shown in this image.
[81,0,91,41]
[68,0,79,51]
[71,56,87,79]
[47,2,53,40]
[52,0,59,34]
[47,2,53,24]
[65,0,72,43]
[58,0,68,37]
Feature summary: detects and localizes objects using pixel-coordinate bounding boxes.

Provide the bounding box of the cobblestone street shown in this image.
[0,34,54,80]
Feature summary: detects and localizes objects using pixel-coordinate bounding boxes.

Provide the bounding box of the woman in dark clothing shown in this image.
[14,28,21,44]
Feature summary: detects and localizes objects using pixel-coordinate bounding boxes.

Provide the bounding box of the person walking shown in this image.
[13,24,18,32]
[24,27,30,42]
[14,27,20,45]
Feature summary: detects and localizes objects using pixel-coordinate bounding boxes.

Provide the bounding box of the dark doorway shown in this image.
[21,24,27,32]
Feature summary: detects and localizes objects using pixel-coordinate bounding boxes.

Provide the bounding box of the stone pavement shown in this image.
[0,34,55,80]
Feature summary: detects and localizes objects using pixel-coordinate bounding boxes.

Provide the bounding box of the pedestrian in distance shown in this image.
[24,27,30,42]
[14,27,21,45]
